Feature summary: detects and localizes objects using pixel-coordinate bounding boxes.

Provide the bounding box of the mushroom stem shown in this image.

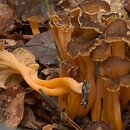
[67,92,81,119]
[91,75,104,121]
[120,88,130,108]
[20,66,82,95]
[104,90,122,130]
[31,73,82,93]
[78,56,96,115]
[92,75,122,130]
[28,20,40,35]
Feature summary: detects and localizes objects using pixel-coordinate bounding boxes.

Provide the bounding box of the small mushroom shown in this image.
[14,0,45,35]
[103,19,130,58]
[27,15,44,35]
[98,56,130,129]
[79,0,110,22]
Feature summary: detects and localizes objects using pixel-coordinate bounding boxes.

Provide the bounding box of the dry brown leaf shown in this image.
[0,74,25,128]
[6,91,25,128]
[24,31,58,66]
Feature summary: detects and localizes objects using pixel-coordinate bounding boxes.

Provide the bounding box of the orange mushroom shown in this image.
[0,48,82,96]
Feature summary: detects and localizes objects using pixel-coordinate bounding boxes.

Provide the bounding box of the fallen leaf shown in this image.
[6,91,25,128]
[0,75,25,128]
[24,31,58,66]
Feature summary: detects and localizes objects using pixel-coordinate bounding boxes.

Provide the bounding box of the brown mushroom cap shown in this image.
[102,73,130,92]
[101,12,122,25]
[103,34,130,46]
[103,77,120,92]
[120,74,130,88]
[102,19,130,47]
[79,0,110,15]
[79,13,104,32]
[104,19,128,36]
[67,36,102,58]
[91,41,111,61]
[100,56,130,78]
[50,11,72,28]
[69,7,82,27]
[100,56,130,91]
[67,7,104,58]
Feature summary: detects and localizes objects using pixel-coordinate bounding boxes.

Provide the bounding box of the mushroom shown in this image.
[103,19,129,58]
[14,0,45,35]
[79,0,110,22]
[0,48,82,96]
[49,1,130,128]
[103,19,130,110]
[26,15,44,35]
[92,56,130,130]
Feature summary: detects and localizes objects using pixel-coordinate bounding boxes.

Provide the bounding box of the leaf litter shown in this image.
[0,0,129,130]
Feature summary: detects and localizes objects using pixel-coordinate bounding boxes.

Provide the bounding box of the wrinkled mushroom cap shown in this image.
[67,7,104,58]
[100,56,130,78]
[91,41,111,61]
[102,19,130,46]
[101,12,122,25]
[79,0,110,15]
[104,19,128,36]
[100,56,130,91]
[120,74,130,88]
[67,38,102,58]
[13,48,39,70]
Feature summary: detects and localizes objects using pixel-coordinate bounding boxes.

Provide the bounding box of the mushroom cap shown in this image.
[67,7,104,58]
[103,77,120,92]
[67,37,102,58]
[102,19,130,46]
[104,19,128,36]
[78,13,104,32]
[49,11,72,28]
[100,56,130,78]
[102,73,130,92]
[91,41,111,61]
[120,74,130,88]
[103,33,130,46]
[79,0,110,15]
[101,12,122,25]
[13,48,39,70]
[69,7,82,27]
[100,56,130,92]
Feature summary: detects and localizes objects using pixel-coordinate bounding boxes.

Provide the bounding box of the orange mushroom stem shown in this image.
[28,20,40,35]
[0,48,82,96]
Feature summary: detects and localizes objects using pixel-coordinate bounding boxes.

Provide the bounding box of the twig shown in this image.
[39,89,83,130]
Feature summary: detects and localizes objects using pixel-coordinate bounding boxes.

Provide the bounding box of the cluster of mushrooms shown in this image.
[0,0,130,130]
[49,0,130,130]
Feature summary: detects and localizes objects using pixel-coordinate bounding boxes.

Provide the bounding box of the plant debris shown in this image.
[0,0,130,130]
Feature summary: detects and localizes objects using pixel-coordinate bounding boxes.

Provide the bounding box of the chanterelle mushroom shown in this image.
[0,48,82,96]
